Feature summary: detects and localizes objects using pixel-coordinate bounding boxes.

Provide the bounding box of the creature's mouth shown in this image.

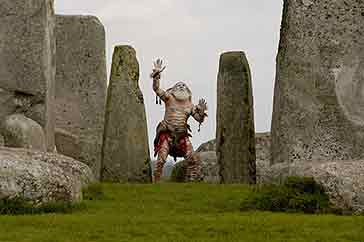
[173,90,191,101]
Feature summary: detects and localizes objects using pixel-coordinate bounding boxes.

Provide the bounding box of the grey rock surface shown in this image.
[0,147,95,205]
[255,132,271,183]
[55,15,107,179]
[55,128,78,158]
[217,51,256,184]
[1,114,46,152]
[260,160,364,213]
[196,140,216,153]
[0,0,56,151]
[172,133,271,183]
[171,151,219,183]
[199,151,219,183]
[101,45,151,183]
[271,0,364,164]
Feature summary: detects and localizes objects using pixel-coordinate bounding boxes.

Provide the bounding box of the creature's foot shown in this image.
[153,175,161,184]
[185,175,203,183]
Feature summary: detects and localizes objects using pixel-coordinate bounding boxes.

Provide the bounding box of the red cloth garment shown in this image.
[154,132,170,157]
[154,132,189,159]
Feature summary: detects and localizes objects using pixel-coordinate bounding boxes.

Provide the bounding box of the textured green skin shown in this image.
[216,52,256,184]
[101,46,151,183]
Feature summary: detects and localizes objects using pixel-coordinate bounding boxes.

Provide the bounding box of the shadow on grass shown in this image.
[0,198,85,215]
[83,183,107,201]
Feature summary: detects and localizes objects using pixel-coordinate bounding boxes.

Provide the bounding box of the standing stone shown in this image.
[102,45,151,183]
[271,0,364,165]
[216,51,256,184]
[255,133,271,167]
[171,132,271,183]
[55,15,107,179]
[0,0,55,151]
[255,132,271,184]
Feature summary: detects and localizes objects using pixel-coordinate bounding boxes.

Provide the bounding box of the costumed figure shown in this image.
[151,59,208,183]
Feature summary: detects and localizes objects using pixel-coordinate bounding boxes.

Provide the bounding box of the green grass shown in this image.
[0,198,85,216]
[0,183,363,242]
[241,177,335,214]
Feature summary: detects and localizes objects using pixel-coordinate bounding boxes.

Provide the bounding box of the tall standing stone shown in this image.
[55,15,107,179]
[271,0,364,165]
[102,45,151,183]
[0,0,55,151]
[216,51,256,184]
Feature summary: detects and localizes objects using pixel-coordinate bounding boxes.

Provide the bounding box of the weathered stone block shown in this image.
[216,51,256,184]
[101,45,151,183]
[0,147,95,205]
[173,133,270,183]
[171,151,219,183]
[1,114,46,152]
[0,0,55,151]
[55,15,107,180]
[271,0,364,164]
[260,160,364,213]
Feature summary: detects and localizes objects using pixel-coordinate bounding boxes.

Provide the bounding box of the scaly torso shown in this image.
[163,98,193,135]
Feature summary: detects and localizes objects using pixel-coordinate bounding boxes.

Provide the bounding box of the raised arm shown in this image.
[150,59,170,102]
[192,98,208,124]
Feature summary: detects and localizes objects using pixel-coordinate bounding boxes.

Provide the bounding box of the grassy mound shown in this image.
[241,177,335,214]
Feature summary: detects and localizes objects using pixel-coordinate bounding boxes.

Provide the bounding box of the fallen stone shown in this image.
[217,51,256,184]
[271,0,364,164]
[172,133,271,183]
[55,128,78,158]
[1,114,46,152]
[102,45,151,183]
[0,0,56,151]
[196,140,216,153]
[0,147,95,205]
[55,15,107,179]
[260,160,364,213]
[171,152,219,183]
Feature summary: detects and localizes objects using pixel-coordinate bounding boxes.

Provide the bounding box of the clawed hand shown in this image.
[198,98,208,116]
[150,58,166,79]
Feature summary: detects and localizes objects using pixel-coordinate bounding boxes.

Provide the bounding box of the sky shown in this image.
[55,0,283,154]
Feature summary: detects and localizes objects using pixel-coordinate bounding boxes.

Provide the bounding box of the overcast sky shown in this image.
[55,0,283,154]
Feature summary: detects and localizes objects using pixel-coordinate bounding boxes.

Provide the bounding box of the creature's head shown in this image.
[167,81,192,101]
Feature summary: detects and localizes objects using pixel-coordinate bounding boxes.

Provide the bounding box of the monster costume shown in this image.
[151,59,208,182]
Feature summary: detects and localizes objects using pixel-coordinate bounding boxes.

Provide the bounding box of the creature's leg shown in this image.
[184,138,202,182]
[154,139,169,183]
